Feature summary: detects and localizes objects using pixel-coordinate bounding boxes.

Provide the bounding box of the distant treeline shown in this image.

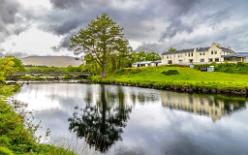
[9,65,90,81]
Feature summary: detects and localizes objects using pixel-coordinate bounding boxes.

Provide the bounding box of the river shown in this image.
[11,83,248,155]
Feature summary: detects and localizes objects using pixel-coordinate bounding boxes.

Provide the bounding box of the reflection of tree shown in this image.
[68,85,132,152]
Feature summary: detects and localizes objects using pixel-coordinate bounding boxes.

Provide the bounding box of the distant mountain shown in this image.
[21,56,83,67]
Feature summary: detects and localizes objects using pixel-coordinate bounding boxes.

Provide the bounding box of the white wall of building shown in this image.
[162,43,234,65]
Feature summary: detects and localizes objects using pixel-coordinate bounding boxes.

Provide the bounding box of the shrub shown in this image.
[0,147,14,155]
[161,70,179,75]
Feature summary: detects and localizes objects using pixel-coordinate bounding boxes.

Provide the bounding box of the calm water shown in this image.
[11,83,248,155]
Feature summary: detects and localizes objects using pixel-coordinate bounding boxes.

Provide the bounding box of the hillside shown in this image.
[21,56,83,67]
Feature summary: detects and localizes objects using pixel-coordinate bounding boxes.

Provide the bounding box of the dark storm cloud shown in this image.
[43,0,213,51]
[49,0,83,9]
[0,0,19,41]
[0,0,30,43]
[1,0,248,55]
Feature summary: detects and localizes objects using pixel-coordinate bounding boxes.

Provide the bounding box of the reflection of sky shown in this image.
[12,83,248,155]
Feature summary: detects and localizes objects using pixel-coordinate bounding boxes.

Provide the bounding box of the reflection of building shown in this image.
[160,91,245,121]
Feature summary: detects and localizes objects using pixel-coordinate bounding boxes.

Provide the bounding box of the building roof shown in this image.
[162,44,235,55]
[237,52,248,57]
[220,47,235,53]
[222,54,245,58]
[133,61,153,65]
[153,60,162,63]
[162,48,195,55]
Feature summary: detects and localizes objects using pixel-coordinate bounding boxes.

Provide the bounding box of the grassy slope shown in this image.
[94,66,248,91]
[0,84,75,155]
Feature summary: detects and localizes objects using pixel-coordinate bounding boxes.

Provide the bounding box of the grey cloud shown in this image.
[43,0,206,49]
[1,0,248,55]
[0,0,20,42]
[49,0,83,9]
[0,0,30,43]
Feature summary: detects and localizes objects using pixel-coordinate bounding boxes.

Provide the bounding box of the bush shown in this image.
[0,147,14,155]
[161,70,179,75]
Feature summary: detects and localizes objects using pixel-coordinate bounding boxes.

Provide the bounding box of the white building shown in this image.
[162,43,245,65]
[132,60,162,68]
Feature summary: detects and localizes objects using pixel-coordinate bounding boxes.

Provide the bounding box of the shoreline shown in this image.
[93,80,248,97]
[7,79,248,97]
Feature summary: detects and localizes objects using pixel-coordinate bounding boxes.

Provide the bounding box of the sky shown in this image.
[0,0,248,57]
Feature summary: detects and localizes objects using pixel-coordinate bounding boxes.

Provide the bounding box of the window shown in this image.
[189,59,193,63]
[191,53,193,56]
[188,53,190,57]
[209,58,213,62]
[200,59,205,62]
[215,58,219,62]
[211,51,214,55]
[168,60,172,64]
[179,60,183,63]
[215,51,217,54]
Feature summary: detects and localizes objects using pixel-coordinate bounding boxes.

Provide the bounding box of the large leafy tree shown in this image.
[70,14,131,78]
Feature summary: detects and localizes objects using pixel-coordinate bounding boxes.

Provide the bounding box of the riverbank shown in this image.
[91,66,248,96]
[0,84,75,155]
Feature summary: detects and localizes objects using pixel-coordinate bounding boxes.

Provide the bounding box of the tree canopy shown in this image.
[70,14,131,78]
[131,51,161,62]
[0,56,25,83]
[168,47,177,52]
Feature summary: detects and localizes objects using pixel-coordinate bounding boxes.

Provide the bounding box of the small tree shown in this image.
[145,52,161,61]
[0,56,24,82]
[70,14,130,78]
[168,47,177,52]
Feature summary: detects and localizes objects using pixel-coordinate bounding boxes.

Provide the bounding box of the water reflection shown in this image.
[11,84,248,155]
[160,92,246,121]
[68,85,132,152]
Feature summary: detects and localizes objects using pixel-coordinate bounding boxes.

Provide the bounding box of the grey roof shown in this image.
[133,61,153,65]
[196,47,209,51]
[222,54,245,58]
[237,52,248,57]
[162,48,195,55]
[153,60,162,63]
[162,46,235,55]
[220,47,235,53]
[133,60,161,65]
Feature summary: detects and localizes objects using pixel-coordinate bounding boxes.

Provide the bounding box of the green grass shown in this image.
[92,66,248,94]
[0,84,76,155]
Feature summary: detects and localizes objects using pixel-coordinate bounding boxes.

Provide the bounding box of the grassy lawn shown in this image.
[93,66,248,94]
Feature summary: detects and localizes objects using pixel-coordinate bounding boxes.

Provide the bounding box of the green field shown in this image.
[92,66,248,95]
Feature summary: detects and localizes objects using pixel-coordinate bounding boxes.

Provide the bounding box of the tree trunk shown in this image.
[101,63,106,78]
